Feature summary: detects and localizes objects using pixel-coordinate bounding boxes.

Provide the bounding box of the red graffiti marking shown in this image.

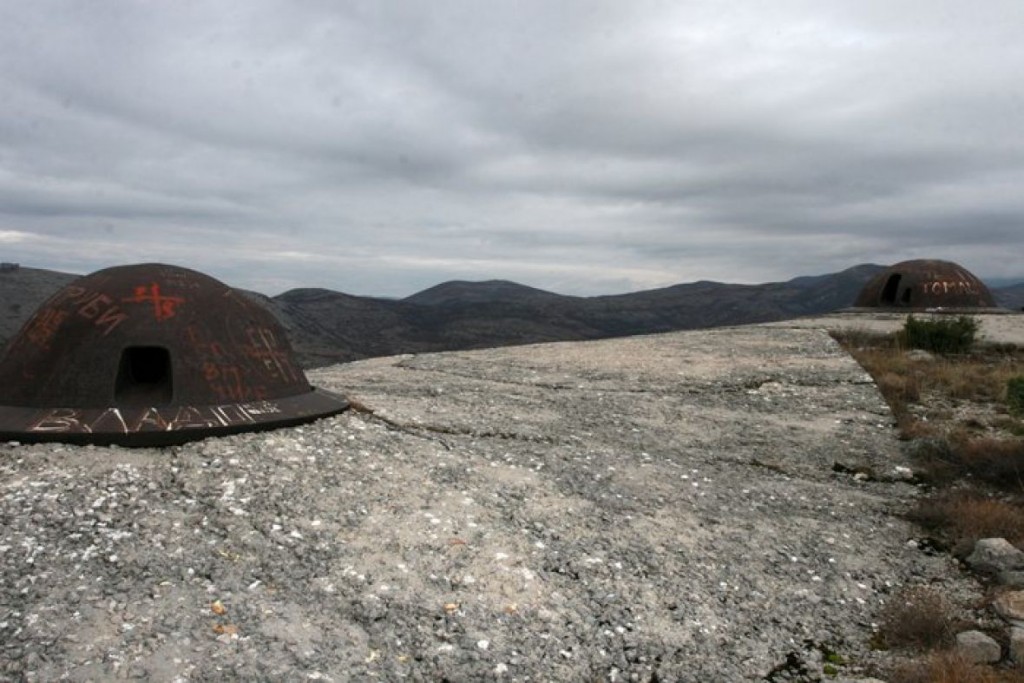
[203,362,269,402]
[41,286,128,336]
[76,293,129,335]
[24,308,68,350]
[49,285,86,307]
[123,283,185,321]
[245,327,301,382]
[184,325,225,358]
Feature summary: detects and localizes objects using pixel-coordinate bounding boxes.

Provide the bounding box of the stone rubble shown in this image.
[958,538,1024,672]
[1011,626,1024,664]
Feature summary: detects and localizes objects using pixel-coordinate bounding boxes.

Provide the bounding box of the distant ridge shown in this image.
[0,266,79,344]
[405,279,571,306]
[270,264,890,365]
[996,283,1024,310]
[3,263,1021,367]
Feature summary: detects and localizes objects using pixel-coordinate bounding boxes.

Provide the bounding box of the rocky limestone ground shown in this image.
[0,323,984,681]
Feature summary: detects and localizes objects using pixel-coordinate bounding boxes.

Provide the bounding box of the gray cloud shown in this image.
[0,0,1022,296]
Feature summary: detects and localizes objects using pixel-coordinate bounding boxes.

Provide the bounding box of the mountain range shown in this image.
[1,264,1022,367]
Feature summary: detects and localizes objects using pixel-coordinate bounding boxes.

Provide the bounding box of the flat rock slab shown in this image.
[0,325,975,681]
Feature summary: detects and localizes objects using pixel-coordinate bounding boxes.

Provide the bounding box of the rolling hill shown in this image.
[274,264,887,365]
[3,262,1021,368]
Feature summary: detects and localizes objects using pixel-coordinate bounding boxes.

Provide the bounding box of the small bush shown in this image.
[1009,377,1024,416]
[830,328,898,350]
[955,437,1024,491]
[907,489,1024,553]
[877,585,954,649]
[877,370,922,405]
[930,360,1024,402]
[899,315,978,355]
[993,416,1024,437]
[889,651,1016,683]
[906,437,964,486]
[905,434,1024,491]
[898,416,939,441]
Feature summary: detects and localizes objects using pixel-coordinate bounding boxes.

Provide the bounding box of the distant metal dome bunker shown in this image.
[0,263,348,447]
[855,259,997,310]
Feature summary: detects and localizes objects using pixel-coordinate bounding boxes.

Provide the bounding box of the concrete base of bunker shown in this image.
[0,387,348,447]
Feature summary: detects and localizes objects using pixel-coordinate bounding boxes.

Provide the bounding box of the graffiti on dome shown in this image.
[28,402,283,434]
[920,279,980,297]
[123,282,186,321]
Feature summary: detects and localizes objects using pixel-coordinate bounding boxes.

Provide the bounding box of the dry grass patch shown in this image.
[904,433,1024,487]
[832,327,896,351]
[877,369,922,405]
[899,417,941,440]
[842,345,921,419]
[954,437,1024,491]
[904,437,967,486]
[994,417,1024,438]
[833,326,1024,674]
[834,329,1024,401]
[907,490,1024,554]
[858,350,1024,408]
[890,651,1024,683]
[833,331,1024,447]
[928,360,1024,403]
[905,434,1024,491]
[877,585,956,650]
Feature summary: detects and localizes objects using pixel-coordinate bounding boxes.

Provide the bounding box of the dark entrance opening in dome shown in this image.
[880,274,902,305]
[115,346,173,406]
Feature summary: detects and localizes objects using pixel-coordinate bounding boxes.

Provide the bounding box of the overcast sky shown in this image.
[0,1,1022,297]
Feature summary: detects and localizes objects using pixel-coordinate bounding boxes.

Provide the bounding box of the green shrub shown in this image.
[1008,377,1024,416]
[899,315,977,354]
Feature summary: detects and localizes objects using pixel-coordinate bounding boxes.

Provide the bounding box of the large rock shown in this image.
[994,591,1024,625]
[998,570,1024,588]
[966,538,1024,574]
[1011,627,1024,664]
[955,630,1002,664]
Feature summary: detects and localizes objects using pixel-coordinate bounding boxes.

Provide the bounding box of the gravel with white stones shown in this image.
[0,324,985,681]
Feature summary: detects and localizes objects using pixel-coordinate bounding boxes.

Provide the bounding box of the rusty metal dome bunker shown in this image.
[854,259,997,310]
[0,263,348,447]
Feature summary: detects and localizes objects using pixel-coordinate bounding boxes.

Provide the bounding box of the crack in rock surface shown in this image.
[1,324,976,681]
